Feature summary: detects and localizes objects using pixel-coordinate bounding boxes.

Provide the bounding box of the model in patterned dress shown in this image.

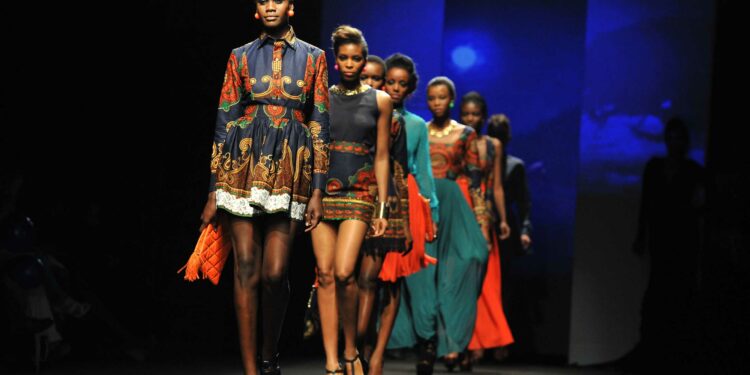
[461,92,513,369]
[424,77,490,373]
[198,2,329,374]
[354,54,416,375]
[366,53,444,375]
[311,26,392,375]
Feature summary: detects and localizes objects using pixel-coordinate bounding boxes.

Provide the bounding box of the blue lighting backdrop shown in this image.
[320,0,714,362]
[321,0,587,358]
[570,0,714,365]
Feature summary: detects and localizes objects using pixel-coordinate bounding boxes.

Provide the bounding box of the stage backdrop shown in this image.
[322,0,588,360]
[569,0,714,365]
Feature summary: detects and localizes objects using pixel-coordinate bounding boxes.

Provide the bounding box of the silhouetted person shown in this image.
[486,114,534,361]
[631,117,705,372]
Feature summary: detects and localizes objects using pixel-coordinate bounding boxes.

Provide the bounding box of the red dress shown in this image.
[469,136,514,350]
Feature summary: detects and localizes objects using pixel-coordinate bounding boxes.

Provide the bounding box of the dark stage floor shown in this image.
[6,357,618,375]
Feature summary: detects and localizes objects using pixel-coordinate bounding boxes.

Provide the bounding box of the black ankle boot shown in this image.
[416,337,436,375]
[260,353,280,375]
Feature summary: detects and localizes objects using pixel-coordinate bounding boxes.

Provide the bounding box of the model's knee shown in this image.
[335,269,356,287]
[317,268,335,288]
[235,253,259,282]
[261,267,287,289]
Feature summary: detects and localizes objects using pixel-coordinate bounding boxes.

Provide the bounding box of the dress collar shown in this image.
[259,26,297,49]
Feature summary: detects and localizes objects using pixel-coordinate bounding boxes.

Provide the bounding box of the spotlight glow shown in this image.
[451,46,477,70]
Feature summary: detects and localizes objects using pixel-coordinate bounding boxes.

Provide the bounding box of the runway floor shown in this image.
[8,356,619,375]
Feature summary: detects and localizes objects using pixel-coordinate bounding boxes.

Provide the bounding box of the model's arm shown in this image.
[491,139,511,240]
[371,91,393,237]
[304,51,330,232]
[202,51,244,232]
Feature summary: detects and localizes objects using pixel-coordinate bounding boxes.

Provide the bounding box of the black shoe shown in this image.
[458,351,472,372]
[444,353,459,372]
[416,338,436,375]
[343,352,368,375]
[260,353,280,375]
[325,362,344,374]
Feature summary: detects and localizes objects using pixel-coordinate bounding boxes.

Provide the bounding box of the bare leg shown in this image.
[312,221,341,371]
[356,253,384,347]
[230,215,263,375]
[260,215,298,361]
[335,220,369,375]
[369,280,401,375]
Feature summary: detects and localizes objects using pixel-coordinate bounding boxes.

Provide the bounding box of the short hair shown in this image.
[385,53,419,95]
[487,114,511,145]
[331,25,368,58]
[460,91,488,121]
[366,55,386,75]
[426,76,456,100]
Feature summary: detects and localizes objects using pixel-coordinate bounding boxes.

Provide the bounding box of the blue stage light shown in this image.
[451,46,477,70]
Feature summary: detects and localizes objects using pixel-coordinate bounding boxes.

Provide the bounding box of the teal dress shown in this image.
[387,108,440,349]
[389,121,488,356]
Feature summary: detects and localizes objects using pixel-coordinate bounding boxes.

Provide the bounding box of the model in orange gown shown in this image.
[460,92,513,366]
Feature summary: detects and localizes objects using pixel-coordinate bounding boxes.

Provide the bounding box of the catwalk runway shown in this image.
[20,357,617,375]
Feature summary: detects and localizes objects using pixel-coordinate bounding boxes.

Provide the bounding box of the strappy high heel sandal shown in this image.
[260,353,281,375]
[325,362,344,374]
[343,352,369,375]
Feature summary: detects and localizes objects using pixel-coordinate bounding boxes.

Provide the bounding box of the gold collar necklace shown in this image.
[428,120,455,138]
[331,84,370,96]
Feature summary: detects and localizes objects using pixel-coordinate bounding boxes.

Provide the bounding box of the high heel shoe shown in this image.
[458,351,473,372]
[260,353,281,375]
[325,362,344,374]
[343,352,368,375]
[443,352,459,372]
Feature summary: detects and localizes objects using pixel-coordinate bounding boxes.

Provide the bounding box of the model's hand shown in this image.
[402,226,413,255]
[521,234,532,249]
[481,224,492,251]
[370,218,388,237]
[305,190,324,232]
[426,222,438,242]
[199,192,218,232]
[499,221,511,240]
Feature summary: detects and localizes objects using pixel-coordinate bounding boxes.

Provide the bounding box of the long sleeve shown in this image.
[413,121,440,223]
[308,52,330,191]
[209,51,244,192]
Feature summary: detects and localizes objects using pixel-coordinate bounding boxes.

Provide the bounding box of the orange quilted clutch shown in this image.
[177,223,232,285]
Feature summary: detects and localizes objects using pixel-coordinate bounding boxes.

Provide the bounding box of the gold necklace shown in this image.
[429,121,455,138]
[331,84,370,96]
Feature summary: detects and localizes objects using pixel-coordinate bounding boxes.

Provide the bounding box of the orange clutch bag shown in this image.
[177,223,232,285]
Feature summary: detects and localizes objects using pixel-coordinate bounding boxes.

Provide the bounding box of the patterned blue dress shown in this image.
[209,27,330,221]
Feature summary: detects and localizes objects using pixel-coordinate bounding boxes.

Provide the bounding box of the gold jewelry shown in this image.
[330,84,370,96]
[374,201,389,219]
[428,121,455,138]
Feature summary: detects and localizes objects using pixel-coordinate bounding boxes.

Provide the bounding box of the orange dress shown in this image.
[468,136,514,350]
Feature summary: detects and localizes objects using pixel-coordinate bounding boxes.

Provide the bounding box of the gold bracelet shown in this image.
[374,201,388,219]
